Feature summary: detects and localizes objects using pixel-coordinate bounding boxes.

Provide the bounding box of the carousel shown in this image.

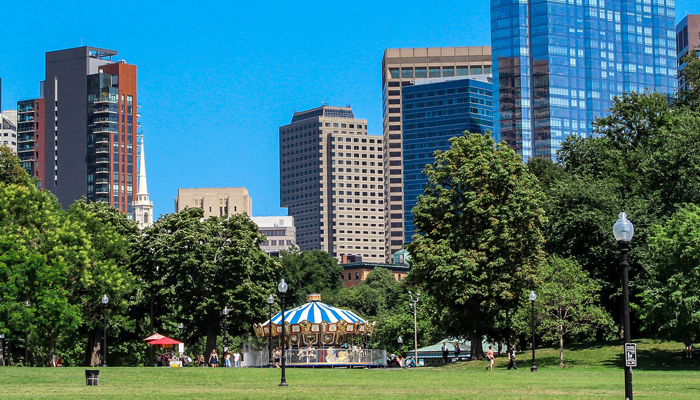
[252,294,384,368]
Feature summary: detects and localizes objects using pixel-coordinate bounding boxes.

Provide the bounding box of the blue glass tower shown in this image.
[491,0,677,161]
[402,77,494,243]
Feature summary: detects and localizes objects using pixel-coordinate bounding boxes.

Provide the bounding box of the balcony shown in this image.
[91,126,118,134]
[18,134,35,143]
[18,144,35,152]
[92,96,118,104]
[17,126,35,133]
[94,106,118,114]
[95,167,110,174]
[93,116,118,124]
[95,157,109,164]
[95,178,109,185]
[95,186,109,194]
[95,147,109,154]
[95,135,109,144]
[18,154,35,162]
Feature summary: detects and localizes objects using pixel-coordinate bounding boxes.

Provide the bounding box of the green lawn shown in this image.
[0,340,697,399]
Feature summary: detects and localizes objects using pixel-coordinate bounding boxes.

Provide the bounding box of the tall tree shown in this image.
[533,257,613,367]
[641,204,700,340]
[0,146,34,187]
[279,249,343,307]
[132,208,281,357]
[407,132,546,357]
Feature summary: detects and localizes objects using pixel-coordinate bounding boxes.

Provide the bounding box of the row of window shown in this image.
[389,65,493,79]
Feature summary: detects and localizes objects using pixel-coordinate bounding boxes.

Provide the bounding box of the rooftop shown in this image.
[290,105,355,123]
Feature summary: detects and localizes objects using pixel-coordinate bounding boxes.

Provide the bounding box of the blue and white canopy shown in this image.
[263,301,366,326]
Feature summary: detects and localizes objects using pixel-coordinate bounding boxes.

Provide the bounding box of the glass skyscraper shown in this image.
[491,0,677,161]
[402,76,494,243]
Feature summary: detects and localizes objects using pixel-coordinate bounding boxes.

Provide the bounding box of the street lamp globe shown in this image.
[529,291,537,302]
[613,211,634,243]
[223,306,229,316]
[267,294,275,305]
[178,322,183,330]
[278,279,288,294]
[102,294,109,305]
[398,336,403,345]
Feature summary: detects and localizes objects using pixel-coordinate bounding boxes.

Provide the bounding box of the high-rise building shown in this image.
[174,187,252,218]
[132,137,153,229]
[18,46,139,210]
[677,14,700,81]
[252,216,297,257]
[381,46,492,261]
[16,99,45,184]
[402,76,494,244]
[280,105,385,263]
[491,0,677,162]
[1,110,17,153]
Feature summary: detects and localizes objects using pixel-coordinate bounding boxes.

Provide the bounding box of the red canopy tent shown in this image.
[148,337,182,346]
[143,333,165,342]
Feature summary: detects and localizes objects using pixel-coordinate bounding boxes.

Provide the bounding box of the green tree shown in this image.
[407,132,546,357]
[676,50,700,110]
[641,204,700,340]
[332,268,402,318]
[132,208,281,357]
[279,249,343,307]
[0,146,34,187]
[533,257,613,367]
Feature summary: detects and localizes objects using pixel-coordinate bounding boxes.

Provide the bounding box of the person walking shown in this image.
[208,349,219,367]
[486,345,495,371]
[454,342,461,361]
[233,350,241,368]
[685,338,693,358]
[507,344,517,370]
[441,342,449,363]
[224,350,231,367]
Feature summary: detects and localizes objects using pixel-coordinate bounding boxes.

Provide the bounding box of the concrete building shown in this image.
[402,75,494,244]
[339,255,409,288]
[381,46,492,261]
[491,0,677,162]
[18,46,140,211]
[677,14,700,82]
[280,105,385,263]
[132,137,153,229]
[174,187,252,218]
[1,110,17,153]
[252,216,296,257]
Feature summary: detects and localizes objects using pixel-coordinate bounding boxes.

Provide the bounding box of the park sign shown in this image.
[625,343,637,367]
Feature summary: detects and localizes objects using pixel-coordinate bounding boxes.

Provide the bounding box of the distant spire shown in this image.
[137,136,148,195]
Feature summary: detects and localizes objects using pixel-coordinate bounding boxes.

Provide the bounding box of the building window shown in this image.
[443,67,455,77]
[471,66,483,75]
[415,67,427,78]
[401,67,413,78]
[457,66,469,76]
[389,68,399,79]
[429,67,441,77]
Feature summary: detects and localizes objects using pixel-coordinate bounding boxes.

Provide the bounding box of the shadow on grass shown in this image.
[602,347,699,371]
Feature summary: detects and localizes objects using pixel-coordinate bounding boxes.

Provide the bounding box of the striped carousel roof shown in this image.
[263,297,366,326]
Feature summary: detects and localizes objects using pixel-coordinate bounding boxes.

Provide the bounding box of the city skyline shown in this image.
[1,1,699,219]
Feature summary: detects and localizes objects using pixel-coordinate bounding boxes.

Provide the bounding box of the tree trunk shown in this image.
[84,328,102,367]
[559,325,564,367]
[470,333,484,359]
[205,323,219,363]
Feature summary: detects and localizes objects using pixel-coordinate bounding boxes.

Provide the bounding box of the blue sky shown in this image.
[1,1,699,218]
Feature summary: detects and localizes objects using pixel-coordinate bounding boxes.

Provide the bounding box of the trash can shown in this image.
[85,369,100,386]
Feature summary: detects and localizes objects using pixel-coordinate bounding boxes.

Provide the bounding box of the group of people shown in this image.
[485,344,518,371]
[440,342,462,363]
[204,349,242,367]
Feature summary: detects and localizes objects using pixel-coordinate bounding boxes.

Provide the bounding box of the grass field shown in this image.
[0,339,697,399]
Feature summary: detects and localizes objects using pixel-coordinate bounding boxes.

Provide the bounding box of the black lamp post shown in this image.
[24,300,30,367]
[408,291,420,364]
[223,306,229,352]
[102,294,109,367]
[267,294,274,367]
[613,210,634,400]
[529,290,537,372]
[278,279,288,386]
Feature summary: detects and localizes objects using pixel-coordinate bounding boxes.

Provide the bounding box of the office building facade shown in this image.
[1,110,17,153]
[402,76,494,244]
[175,187,252,218]
[280,105,385,263]
[252,216,297,257]
[17,46,139,210]
[677,14,700,82]
[491,0,677,161]
[382,46,492,261]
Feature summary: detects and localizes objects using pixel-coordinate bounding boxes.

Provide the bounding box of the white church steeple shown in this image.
[132,135,154,229]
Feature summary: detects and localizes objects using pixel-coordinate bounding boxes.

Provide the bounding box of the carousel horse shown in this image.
[337,351,348,362]
[325,347,336,363]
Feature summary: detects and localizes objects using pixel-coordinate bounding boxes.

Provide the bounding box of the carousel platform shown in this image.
[285,361,382,368]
